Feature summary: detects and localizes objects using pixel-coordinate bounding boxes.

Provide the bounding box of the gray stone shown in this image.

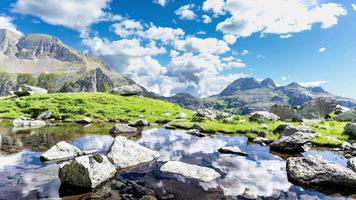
[253,137,273,146]
[36,110,52,120]
[300,97,337,119]
[282,125,315,136]
[40,141,82,162]
[129,119,149,127]
[335,109,356,122]
[195,109,231,120]
[270,132,318,153]
[111,84,142,96]
[59,154,116,189]
[14,84,48,96]
[109,124,137,137]
[192,123,206,133]
[163,123,176,130]
[344,123,356,139]
[286,156,356,189]
[270,105,302,121]
[342,142,356,158]
[348,157,356,172]
[107,136,160,169]
[160,161,220,182]
[13,118,46,129]
[218,146,248,156]
[249,111,280,121]
[175,112,187,119]
[77,117,92,124]
[186,129,207,137]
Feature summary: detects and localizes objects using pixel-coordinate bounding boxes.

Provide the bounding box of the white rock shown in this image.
[160,161,220,182]
[175,112,187,119]
[109,124,137,137]
[13,118,46,129]
[40,141,82,162]
[107,136,160,169]
[59,154,116,189]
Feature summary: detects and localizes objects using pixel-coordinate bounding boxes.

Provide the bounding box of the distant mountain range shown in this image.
[167,77,356,114]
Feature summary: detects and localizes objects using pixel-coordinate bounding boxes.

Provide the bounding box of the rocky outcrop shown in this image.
[111,84,142,96]
[194,109,231,120]
[270,132,318,153]
[59,154,116,189]
[40,141,82,162]
[335,110,356,122]
[14,84,48,96]
[164,93,204,110]
[107,136,160,169]
[300,97,337,119]
[109,124,137,137]
[13,117,46,129]
[348,157,356,172]
[0,29,21,55]
[286,156,356,190]
[249,111,280,121]
[344,123,356,139]
[129,119,149,127]
[270,105,302,121]
[218,146,248,156]
[160,161,220,182]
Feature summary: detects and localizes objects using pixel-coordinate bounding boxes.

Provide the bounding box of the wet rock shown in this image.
[77,117,92,124]
[13,118,46,129]
[59,154,116,189]
[218,146,248,156]
[160,161,220,182]
[270,104,302,122]
[300,97,337,119]
[195,109,231,120]
[249,111,280,121]
[344,123,356,139]
[109,124,137,137]
[111,84,142,96]
[163,123,176,130]
[348,157,356,172]
[186,129,207,137]
[129,119,149,127]
[36,110,52,120]
[335,109,356,122]
[253,137,273,146]
[40,141,82,162]
[175,112,187,119]
[342,142,356,158]
[286,156,356,190]
[192,123,206,133]
[107,136,160,169]
[270,132,318,153]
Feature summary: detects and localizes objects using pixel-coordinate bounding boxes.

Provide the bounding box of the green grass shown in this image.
[0,93,193,123]
[305,120,348,146]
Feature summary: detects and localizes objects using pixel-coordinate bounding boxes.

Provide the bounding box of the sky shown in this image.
[0,0,355,98]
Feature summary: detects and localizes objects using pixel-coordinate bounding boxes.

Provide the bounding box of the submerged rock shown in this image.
[109,124,137,137]
[344,123,356,139]
[286,156,356,190]
[270,132,318,153]
[218,146,248,156]
[129,119,149,127]
[107,136,160,169]
[13,118,46,129]
[59,154,116,189]
[160,161,220,182]
[348,157,356,172]
[249,111,280,121]
[40,141,82,162]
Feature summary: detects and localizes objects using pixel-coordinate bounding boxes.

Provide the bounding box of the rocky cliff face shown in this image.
[0,29,138,95]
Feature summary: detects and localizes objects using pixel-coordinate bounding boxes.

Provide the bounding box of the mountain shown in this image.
[0,29,145,96]
[201,77,356,114]
[163,93,204,110]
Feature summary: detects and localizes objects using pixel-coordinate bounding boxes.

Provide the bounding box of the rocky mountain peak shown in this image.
[219,77,276,96]
[261,78,276,88]
[0,29,22,55]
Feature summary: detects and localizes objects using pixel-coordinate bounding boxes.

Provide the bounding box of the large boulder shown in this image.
[109,124,137,137]
[344,123,356,139]
[270,132,318,153]
[276,125,315,137]
[111,84,142,96]
[194,109,231,120]
[14,84,48,97]
[300,97,337,119]
[160,161,220,182]
[348,157,356,172]
[40,141,82,162]
[286,156,356,190]
[59,154,116,189]
[342,142,356,158]
[107,136,160,169]
[335,109,356,122]
[13,117,46,129]
[249,111,280,121]
[270,105,302,121]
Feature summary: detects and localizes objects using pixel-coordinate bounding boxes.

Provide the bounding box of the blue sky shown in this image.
[0,0,355,98]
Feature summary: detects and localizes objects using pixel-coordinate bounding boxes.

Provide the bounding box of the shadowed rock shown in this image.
[218,146,248,156]
[249,111,280,121]
[129,119,149,127]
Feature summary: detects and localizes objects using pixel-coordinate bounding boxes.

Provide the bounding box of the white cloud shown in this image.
[143,25,185,43]
[241,49,249,56]
[153,0,168,7]
[352,4,356,11]
[281,76,290,81]
[0,16,22,35]
[202,15,212,24]
[175,4,196,20]
[174,37,230,55]
[111,19,143,37]
[318,47,326,53]
[213,0,347,39]
[202,0,226,16]
[13,0,114,36]
[280,34,293,39]
[298,80,328,87]
[223,34,237,44]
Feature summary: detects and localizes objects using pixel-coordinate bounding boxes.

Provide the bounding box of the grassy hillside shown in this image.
[0,93,193,123]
